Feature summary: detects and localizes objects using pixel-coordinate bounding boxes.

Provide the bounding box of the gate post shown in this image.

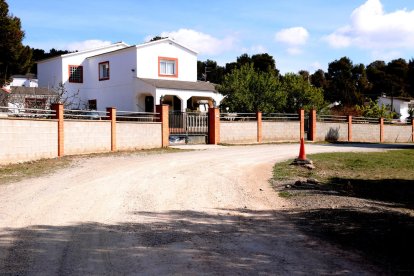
[347,115,353,142]
[412,118,414,143]
[208,107,220,145]
[256,111,262,143]
[299,109,305,140]
[52,103,64,157]
[156,104,169,147]
[309,109,317,142]
[107,107,116,151]
[379,117,384,143]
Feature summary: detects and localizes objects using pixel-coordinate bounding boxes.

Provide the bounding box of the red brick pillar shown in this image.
[412,119,414,143]
[347,115,353,142]
[379,118,384,143]
[52,103,64,157]
[107,107,116,151]
[257,111,262,143]
[208,107,220,145]
[156,104,169,147]
[309,109,317,142]
[299,109,305,140]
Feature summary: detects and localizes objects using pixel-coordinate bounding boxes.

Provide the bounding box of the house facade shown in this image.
[378,96,414,122]
[37,38,223,112]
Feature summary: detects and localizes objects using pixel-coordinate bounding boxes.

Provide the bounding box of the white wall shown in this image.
[38,58,62,89]
[10,77,38,87]
[37,43,129,108]
[378,97,411,121]
[83,48,139,111]
[135,40,197,82]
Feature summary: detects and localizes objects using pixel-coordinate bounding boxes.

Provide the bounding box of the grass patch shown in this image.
[0,147,186,185]
[274,149,414,182]
[274,149,414,205]
[278,191,293,198]
[0,157,73,185]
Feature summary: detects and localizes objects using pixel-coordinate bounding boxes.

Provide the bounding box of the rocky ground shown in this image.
[273,177,414,274]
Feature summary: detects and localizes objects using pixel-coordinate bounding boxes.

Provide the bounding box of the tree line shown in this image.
[198,55,414,112]
[1,0,413,115]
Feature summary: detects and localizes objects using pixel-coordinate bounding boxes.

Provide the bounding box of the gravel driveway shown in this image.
[0,144,391,275]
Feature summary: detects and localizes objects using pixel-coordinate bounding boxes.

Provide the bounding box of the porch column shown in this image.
[156,104,169,147]
[180,95,191,112]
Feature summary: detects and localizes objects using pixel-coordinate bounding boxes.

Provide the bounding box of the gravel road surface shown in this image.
[0,143,391,275]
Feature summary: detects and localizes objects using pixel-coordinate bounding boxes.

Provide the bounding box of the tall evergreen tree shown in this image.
[0,0,32,86]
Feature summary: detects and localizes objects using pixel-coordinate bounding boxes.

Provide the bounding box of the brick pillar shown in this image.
[256,111,262,143]
[107,107,116,151]
[299,109,305,140]
[379,118,384,143]
[52,103,64,157]
[347,115,353,142]
[208,107,220,145]
[309,109,317,142]
[156,104,169,147]
[412,119,414,143]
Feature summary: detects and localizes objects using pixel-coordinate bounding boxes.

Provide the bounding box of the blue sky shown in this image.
[7,0,414,74]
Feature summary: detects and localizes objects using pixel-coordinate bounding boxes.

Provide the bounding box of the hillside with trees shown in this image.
[1,0,413,115]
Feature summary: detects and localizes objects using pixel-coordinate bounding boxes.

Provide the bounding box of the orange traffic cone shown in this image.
[298,138,306,160]
[292,138,313,166]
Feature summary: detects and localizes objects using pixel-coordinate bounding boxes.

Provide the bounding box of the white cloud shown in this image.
[241,45,268,54]
[159,29,236,55]
[275,27,309,46]
[65,40,113,51]
[325,0,414,49]
[287,47,303,56]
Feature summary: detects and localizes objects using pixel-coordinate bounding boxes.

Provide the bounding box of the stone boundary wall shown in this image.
[220,122,257,144]
[64,120,112,155]
[315,122,348,142]
[383,125,413,143]
[262,121,300,142]
[116,122,162,150]
[0,118,58,164]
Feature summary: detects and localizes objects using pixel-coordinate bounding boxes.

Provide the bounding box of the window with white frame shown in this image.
[159,57,177,77]
[99,61,110,81]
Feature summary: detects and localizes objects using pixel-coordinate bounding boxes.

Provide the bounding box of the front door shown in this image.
[145,96,154,112]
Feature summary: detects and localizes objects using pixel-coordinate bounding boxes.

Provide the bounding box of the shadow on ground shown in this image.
[0,209,381,275]
[283,176,414,274]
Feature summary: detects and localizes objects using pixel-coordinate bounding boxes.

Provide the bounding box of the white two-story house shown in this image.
[37,38,223,112]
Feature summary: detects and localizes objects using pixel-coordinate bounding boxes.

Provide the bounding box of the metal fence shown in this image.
[63,109,108,120]
[0,106,56,119]
[352,116,380,124]
[317,115,348,123]
[262,113,299,121]
[220,113,257,121]
[116,110,159,122]
[169,112,208,135]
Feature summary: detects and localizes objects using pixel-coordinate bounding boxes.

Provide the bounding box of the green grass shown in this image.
[274,149,414,182]
[273,149,414,204]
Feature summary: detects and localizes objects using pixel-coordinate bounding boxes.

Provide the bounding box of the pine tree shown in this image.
[0,0,32,87]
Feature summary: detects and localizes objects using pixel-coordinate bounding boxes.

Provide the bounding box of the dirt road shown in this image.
[0,144,390,275]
